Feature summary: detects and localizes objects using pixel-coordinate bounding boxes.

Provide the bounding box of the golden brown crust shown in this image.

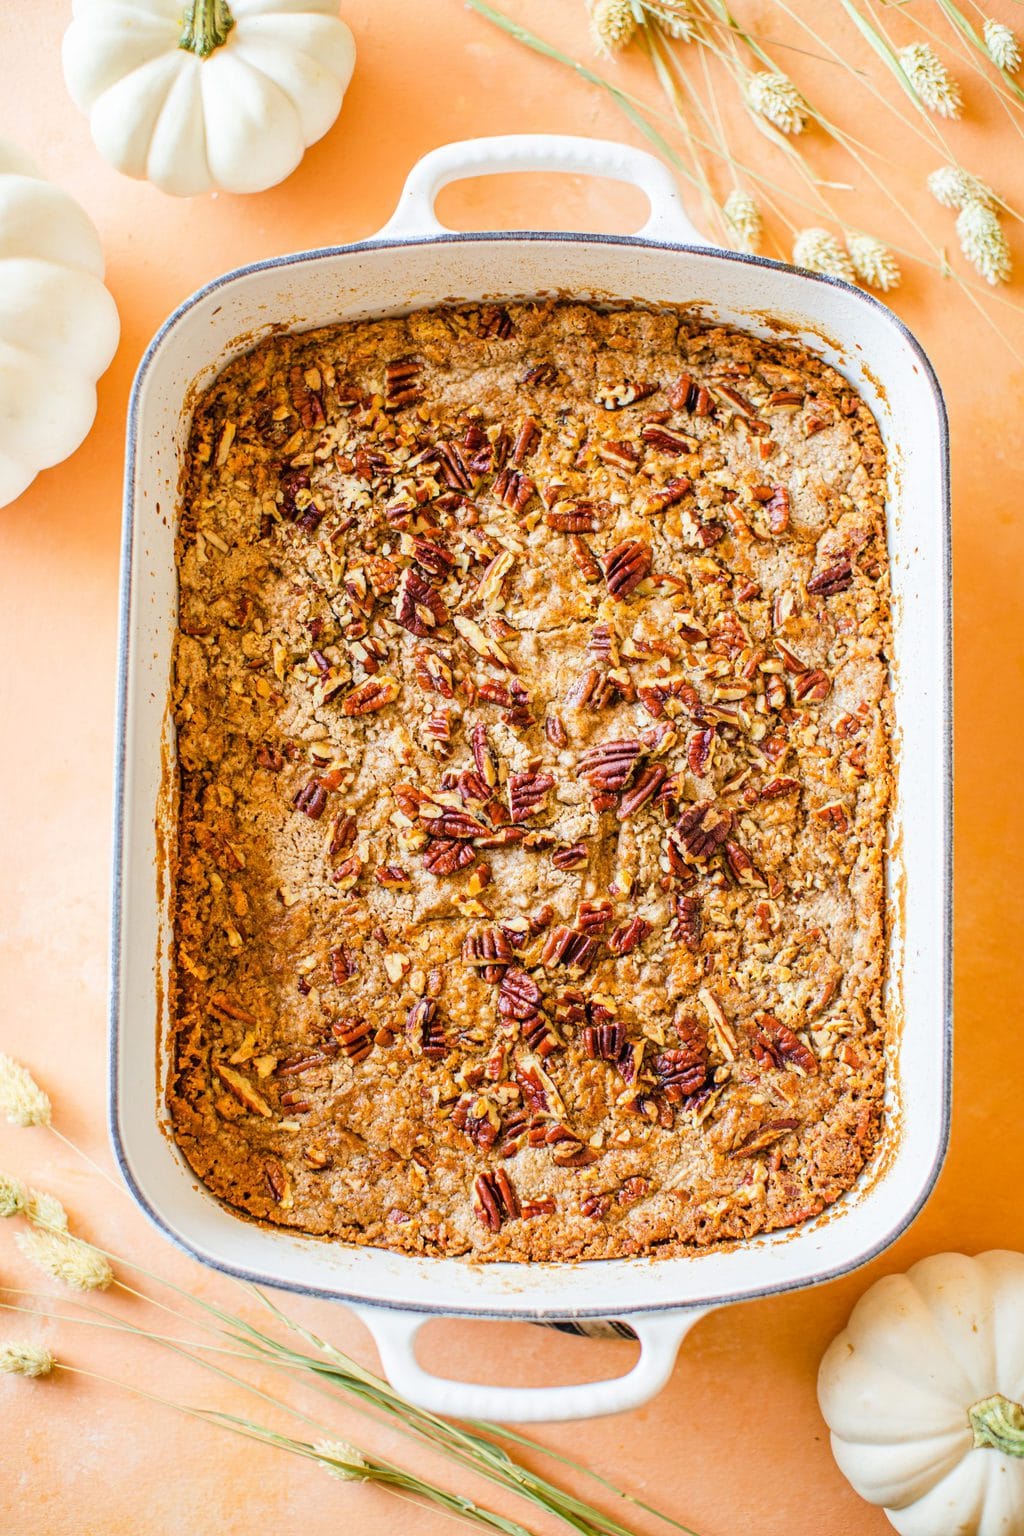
[168,301,892,1261]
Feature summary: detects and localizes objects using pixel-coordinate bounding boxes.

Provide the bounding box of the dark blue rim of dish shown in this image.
[109,230,953,1320]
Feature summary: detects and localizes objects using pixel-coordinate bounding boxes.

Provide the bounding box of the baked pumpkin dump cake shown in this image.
[169,301,893,1261]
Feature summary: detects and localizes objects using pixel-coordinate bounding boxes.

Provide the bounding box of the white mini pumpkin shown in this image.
[62,0,357,198]
[819,1251,1024,1536]
[0,140,120,509]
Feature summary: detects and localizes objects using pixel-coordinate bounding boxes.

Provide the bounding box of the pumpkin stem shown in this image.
[969,1394,1024,1457]
[179,0,235,57]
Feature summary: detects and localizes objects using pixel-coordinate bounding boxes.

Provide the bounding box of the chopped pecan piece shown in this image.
[264,1158,291,1202]
[213,1061,273,1117]
[394,568,449,637]
[641,424,694,454]
[331,1017,373,1064]
[510,417,540,465]
[451,1093,500,1149]
[425,709,452,756]
[492,466,535,512]
[403,534,455,578]
[578,737,644,792]
[668,372,714,415]
[473,1168,520,1230]
[329,946,356,985]
[759,777,800,801]
[541,926,598,973]
[294,778,328,819]
[607,917,651,956]
[807,558,854,596]
[471,722,499,789]
[523,1014,562,1057]
[413,647,454,698]
[408,998,447,1060]
[569,534,602,582]
[432,807,490,840]
[596,379,656,409]
[733,1118,801,1156]
[544,711,568,748]
[522,361,558,386]
[375,865,410,889]
[551,842,588,870]
[687,727,715,778]
[498,966,542,1022]
[597,440,640,473]
[577,899,614,934]
[724,839,763,887]
[645,477,692,515]
[462,926,513,982]
[453,614,513,670]
[582,1021,626,1060]
[603,539,652,599]
[384,355,422,409]
[618,1176,650,1206]
[508,769,554,824]
[522,1198,556,1219]
[581,1193,611,1220]
[341,674,400,716]
[654,1021,708,1102]
[255,742,284,772]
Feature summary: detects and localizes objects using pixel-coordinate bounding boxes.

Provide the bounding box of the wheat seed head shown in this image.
[792,228,855,283]
[0,1055,51,1129]
[956,200,1012,284]
[0,1342,55,1378]
[744,70,807,134]
[15,1229,113,1292]
[984,19,1021,74]
[847,234,901,293]
[899,42,963,119]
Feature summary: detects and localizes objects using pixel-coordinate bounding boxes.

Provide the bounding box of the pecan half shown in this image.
[413,647,454,698]
[473,1168,520,1230]
[329,946,356,985]
[478,305,514,340]
[581,1193,610,1220]
[792,668,831,703]
[462,926,513,983]
[385,356,422,409]
[408,998,447,1060]
[498,966,542,1022]
[510,417,540,465]
[422,837,476,876]
[544,501,602,532]
[603,539,652,599]
[541,926,598,974]
[551,842,588,870]
[687,727,715,777]
[645,477,692,516]
[451,1093,500,1149]
[654,1022,708,1101]
[577,899,614,934]
[597,440,640,473]
[595,379,656,409]
[522,361,558,386]
[759,776,800,801]
[766,485,790,534]
[674,800,734,861]
[807,558,854,596]
[434,440,473,491]
[289,365,325,429]
[293,776,329,819]
[582,1021,626,1060]
[508,769,554,824]
[394,568,449,637]
[341,674,400,716]
[578,737,644,792]
[471,721,499,789]
[618,763,667,818]
[331,1017,373,1064]
[673,894,702,950]
[607,917,651,956]
[569,534,602,583]
[492,466,535,512]
[641,424,694,454]
[668,373,714,415]
[751,1013,818,1074]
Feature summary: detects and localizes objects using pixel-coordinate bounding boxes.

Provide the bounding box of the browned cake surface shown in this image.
[169,301,892,1261]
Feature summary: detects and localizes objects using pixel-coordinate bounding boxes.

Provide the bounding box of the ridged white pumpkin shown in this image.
[0,140,120,508]
[819,1252,1024,1536]
[62,0,357,198]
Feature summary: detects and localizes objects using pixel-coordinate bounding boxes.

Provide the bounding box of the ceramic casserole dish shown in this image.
[111,134,952,1423]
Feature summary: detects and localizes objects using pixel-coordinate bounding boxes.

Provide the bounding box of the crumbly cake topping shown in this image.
[169,301,892,1261]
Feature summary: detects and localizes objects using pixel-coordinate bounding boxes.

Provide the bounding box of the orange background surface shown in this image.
[1,3,1023,1533]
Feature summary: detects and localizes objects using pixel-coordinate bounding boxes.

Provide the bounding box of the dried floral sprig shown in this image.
[591,0,639,54]
[0,1341,55,1377]
[0,1054,51,1128]
[956,200,1012,284]
[0,1172,27,1218]
[847,234,901,293]
[15,1229,113,1292]
[26,1189,68,1232]
[723,188,762,252]
[743,69,806,133]
[928,165,997,211]
[897,41,963,118]
[643,2,695,43]
[792,228,855,281]
[983,19,1021,75]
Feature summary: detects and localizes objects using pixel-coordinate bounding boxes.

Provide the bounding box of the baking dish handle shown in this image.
[352,1304,709,1422]
[373,134,707,246]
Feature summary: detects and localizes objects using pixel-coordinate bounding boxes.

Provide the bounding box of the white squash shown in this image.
[819,1251,1024,1536]
[62,0,357,198]
[0,140,120,509]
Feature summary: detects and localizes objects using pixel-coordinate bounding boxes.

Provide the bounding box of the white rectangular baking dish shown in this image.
[111,134,951,1423]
